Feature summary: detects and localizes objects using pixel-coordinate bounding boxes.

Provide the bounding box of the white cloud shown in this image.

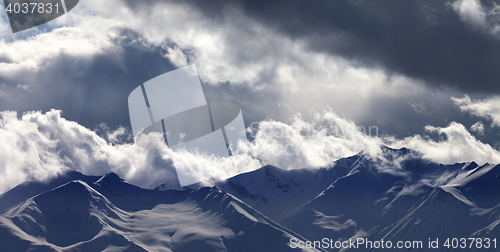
[0,110,63,194]
[0,107,381,193]
[387,122,500,165]
[1,108,499,195]
[452,0,488,28]
[451,0,500,34]
[248,109,383,169]
[0,109,264,194]
[471,121,485,135]
[249,108,500,169]
[409,101,429,115]
[0,109,180,193]
[0,25,118,78]
[452,95,500,126]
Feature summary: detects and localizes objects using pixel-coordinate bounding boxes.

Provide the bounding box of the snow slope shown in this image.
[0,172,319,252]
[0,171,101,214]
[281,147,500,251]
[2,146,500,251]
[213,158,356,222]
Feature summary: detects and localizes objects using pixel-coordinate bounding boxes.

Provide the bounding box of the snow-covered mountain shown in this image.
[212,156,358,222]
[2,146,500,251]
[281,147,500,251]
[0,172,316,252]
[0,171,102,214]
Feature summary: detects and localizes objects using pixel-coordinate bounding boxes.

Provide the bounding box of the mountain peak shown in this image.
[464,161,479,170]
[380,145,420,158]
[96,172,124,184]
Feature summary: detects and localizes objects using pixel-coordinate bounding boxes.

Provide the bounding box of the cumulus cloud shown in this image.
[0,110,63,194]
[387,122,500,165]
[0,26,117,77]
[0,107,379,193]
[451,0,500,34]
[248,109,382,169]
[250,108,500,168]
[1,107,500,195]
[0,109,265,194]
[453,95,500,126]
[471,121,485,135]
[451,0,488,29]
[0,109,179,194]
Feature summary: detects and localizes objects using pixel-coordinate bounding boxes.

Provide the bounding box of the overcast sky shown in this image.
[1,0,500,192]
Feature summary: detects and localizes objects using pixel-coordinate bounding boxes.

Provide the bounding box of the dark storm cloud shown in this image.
[3,0,498,147]
[0,27,284,134]
[144,0,500,94]
[0,29,177,131]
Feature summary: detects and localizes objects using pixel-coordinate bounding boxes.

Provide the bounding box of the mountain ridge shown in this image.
[1,146,499,251]
[0,172,319,252]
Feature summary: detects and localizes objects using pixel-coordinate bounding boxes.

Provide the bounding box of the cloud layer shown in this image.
[2,108,500,195]
[180,0,500,92]
[388,122,500,164]
[0,109,181,194]
[453,95,500,126]
[1,0,500,193]
[0,0,480,143]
